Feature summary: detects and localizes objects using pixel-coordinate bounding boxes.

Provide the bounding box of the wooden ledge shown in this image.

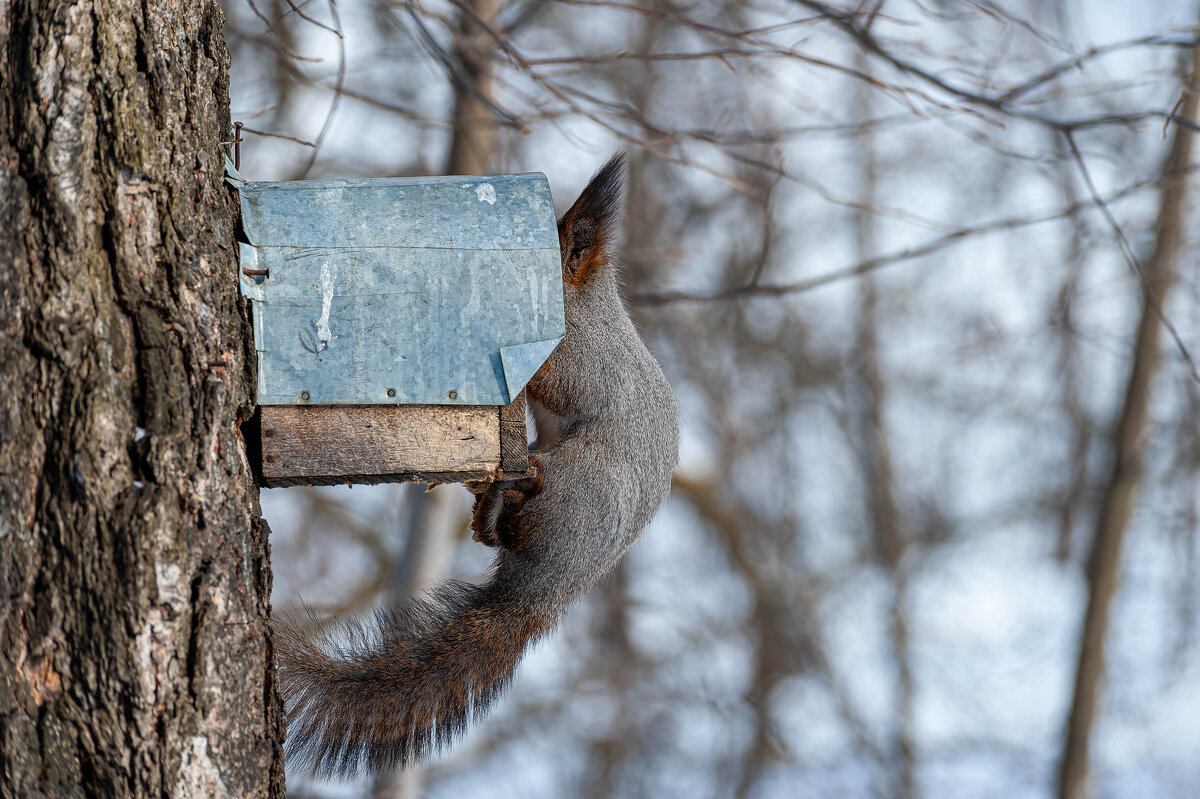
[252,393,530,488]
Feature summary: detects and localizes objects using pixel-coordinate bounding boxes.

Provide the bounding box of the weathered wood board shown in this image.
[499,391,530,474]
[255,395,530,487]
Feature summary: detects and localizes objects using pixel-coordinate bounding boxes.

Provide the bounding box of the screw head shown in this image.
[448,390,458,400]
[300,391,310,401]
[265,455,276,463]
[264,429,275,438]
[386,388,396,398]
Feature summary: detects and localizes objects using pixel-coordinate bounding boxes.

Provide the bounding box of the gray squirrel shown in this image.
[274,153,680,777]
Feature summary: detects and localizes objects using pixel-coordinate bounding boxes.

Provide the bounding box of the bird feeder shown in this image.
[226,160,563,487]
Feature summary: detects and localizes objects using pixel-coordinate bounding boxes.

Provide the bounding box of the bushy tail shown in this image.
[275,576,552,778]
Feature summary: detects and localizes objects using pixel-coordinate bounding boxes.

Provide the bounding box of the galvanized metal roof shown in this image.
[227,159,564,406]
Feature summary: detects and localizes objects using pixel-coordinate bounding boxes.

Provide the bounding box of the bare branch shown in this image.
[630,171,1192,305]
[239,125,317,148]
[1063,130,1200,384]
[295,0,346,178]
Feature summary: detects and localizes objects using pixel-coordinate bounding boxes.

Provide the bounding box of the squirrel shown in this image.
[274,153,680,778]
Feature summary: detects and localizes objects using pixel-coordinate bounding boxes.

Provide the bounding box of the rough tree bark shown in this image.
[0,0,284,796]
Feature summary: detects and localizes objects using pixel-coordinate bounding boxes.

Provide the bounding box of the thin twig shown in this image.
[296,0,346,178]
[239,125,317,148]
[284,0,343,36]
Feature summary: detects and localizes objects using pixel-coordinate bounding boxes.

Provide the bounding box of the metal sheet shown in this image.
[227,159,564,406]
[234,169,556,250]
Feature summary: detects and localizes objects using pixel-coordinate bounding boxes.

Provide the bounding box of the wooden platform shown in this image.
[250,392,531,488]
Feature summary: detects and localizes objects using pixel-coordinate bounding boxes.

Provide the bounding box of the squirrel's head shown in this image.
[557,152,625,290]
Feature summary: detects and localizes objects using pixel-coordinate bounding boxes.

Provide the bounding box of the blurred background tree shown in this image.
[222,1,1200,797]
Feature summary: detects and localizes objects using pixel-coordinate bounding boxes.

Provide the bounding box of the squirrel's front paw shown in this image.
[472,526,500,547]
[472,515,503,546]
[494,488,532,552]
[469,458,544,550]
[526,456,545,496]
[470,488,502,547]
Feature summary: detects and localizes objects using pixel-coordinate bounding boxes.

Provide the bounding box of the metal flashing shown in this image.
[227,160,564,405]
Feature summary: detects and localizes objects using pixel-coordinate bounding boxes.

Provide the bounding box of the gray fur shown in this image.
[275,153,679,778]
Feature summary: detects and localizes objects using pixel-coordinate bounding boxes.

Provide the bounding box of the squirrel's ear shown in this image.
[557,152,625,286]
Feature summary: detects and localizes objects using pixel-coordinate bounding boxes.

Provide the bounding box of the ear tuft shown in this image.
[571,152,625,238]
[558,152,626,285]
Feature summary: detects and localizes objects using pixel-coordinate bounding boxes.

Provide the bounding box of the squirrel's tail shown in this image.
[275,574,553,778]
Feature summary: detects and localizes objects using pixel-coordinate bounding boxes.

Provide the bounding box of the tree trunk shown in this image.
[852,50,916,799]
[445,0,498,177]
[0,0,284,796]
[1057,44,1199,799]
